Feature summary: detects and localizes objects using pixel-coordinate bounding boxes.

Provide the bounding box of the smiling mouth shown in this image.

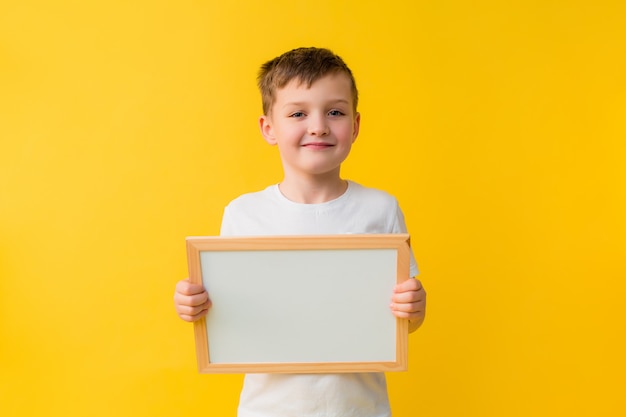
[302,143,334,149]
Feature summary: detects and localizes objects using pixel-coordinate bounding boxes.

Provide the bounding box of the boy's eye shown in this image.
[290,112,305,118]
[328,110,345,116]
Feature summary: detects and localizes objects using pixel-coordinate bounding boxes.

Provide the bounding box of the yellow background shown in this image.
[1,1,625,416]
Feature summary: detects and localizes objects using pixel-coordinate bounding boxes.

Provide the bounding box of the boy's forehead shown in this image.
[275,73,353,101]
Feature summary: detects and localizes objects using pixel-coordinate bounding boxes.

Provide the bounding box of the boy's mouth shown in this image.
[302,142,334,150]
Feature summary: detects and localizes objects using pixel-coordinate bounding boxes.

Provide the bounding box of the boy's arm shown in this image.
[390,278,426,333]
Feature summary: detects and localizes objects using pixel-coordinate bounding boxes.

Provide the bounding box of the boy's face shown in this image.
[259,73,360,180]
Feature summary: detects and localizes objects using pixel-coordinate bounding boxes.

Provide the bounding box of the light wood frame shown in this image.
[186,234,411,374]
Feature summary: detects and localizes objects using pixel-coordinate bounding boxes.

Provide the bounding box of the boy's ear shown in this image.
[352,112,361,143]
[259,115,277,145]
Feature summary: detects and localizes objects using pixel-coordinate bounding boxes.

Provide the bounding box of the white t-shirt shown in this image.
[220,180,418,417]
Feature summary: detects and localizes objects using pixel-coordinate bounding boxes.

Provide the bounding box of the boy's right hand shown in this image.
[174,279,211,322]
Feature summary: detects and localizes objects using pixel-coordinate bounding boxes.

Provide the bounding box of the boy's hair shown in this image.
[257,47,358,115]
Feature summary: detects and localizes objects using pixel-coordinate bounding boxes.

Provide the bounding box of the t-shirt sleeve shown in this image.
[393,203,420,278]
[219,205,234,237]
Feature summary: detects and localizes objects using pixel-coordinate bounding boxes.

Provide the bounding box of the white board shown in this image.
[186,234,410,373]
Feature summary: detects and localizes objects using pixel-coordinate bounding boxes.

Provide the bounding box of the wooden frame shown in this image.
[186,234,411,374]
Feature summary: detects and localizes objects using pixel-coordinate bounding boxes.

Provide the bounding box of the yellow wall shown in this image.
[1,1,625,416]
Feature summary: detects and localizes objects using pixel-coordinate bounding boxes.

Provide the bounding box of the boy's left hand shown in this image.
[390,278,426,331]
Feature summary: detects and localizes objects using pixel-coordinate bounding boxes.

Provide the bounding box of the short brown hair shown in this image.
[257,47,358,115]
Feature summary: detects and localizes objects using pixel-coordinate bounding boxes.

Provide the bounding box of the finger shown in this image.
[391,287,425,304]
[176,299,212,318]
[394,278,423,293]
[176,279,207,296]
[390,298,425,313]
[390,300,426,320]
[174,289,210,308]
[393,308,425,322]
[178,307,209,322]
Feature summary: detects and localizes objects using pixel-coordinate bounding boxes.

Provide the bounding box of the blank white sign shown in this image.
[186,234,410,373]
[201,248,397,363]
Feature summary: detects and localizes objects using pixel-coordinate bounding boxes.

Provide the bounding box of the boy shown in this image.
[174,47,426,417]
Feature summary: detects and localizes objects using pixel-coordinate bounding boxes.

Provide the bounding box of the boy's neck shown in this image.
[278,174,348,204]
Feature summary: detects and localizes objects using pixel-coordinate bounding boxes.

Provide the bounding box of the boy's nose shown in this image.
[307,117,330,136]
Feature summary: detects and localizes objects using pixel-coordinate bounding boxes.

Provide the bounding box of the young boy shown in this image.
[174,47,426,417]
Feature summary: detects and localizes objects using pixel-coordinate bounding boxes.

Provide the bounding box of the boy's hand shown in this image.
[174,279,211,322]
[390,278,426,332]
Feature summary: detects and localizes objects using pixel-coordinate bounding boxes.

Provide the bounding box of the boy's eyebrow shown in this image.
[281,99,350,108]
